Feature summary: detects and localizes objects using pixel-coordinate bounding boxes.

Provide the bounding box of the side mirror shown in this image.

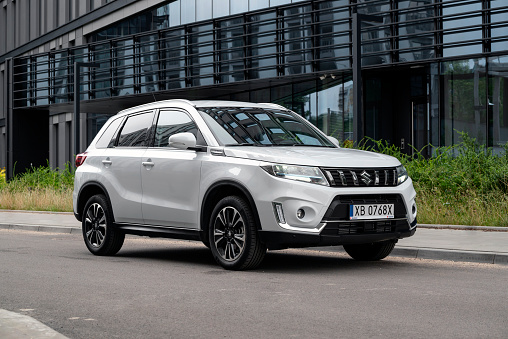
[327,135,340,147]
[168,132,197,150]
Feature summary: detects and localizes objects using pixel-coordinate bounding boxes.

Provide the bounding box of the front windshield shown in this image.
[199,107,335,147]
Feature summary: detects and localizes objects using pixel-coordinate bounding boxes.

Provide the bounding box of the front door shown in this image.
[141,109,203,229]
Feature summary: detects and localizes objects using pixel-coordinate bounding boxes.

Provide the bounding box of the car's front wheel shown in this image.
[82,194,125,256]
[343,240,396,261]
[209,196,266,270]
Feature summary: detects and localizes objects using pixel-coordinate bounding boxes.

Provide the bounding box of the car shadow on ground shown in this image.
[115,239,406,273]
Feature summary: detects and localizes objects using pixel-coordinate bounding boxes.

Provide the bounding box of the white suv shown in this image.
[73,99,417,270]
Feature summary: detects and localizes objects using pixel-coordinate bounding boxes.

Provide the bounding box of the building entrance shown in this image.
[363,66,430,157]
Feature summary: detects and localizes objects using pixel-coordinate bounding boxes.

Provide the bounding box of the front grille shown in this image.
[321,167,397,187]
[322,194,407,221]
[321,219,409,236]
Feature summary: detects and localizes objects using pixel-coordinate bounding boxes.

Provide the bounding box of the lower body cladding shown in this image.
[259,219,417,250]
[259,193,417,250]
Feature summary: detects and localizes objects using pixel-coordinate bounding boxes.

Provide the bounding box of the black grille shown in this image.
[322,194,407,221]
[321,167,397,187]
[321,219,410,236]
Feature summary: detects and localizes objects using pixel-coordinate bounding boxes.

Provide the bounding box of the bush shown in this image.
[344,132,508,226]
[0,163,74,212]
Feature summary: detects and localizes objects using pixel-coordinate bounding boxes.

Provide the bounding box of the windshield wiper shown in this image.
[272,143,333,147]
[225,143,274,147]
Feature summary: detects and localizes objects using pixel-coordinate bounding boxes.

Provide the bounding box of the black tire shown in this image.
[82,194,125,256]
[343,240,396,261]
[209,196,266,270]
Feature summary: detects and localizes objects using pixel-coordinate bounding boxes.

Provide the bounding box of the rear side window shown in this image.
[95,117,123,149]
[117,111,155,147]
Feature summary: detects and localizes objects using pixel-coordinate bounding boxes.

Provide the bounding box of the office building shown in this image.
[1,0,507,177]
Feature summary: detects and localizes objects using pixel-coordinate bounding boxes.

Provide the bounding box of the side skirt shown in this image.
[114,223,202,241]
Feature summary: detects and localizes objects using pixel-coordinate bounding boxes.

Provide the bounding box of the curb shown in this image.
[391,247,508,265]
[418,224,508,232]
[313,246,508,266]
[0,223,81,234]
[0,309,69,339]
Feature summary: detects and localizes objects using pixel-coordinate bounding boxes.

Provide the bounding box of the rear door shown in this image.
[99,111,155,224]
[141,109,205,228]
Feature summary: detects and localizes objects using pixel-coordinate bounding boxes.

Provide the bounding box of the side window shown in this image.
[154,110,205,147]
[117,111,155,147]
[95,117,123,149]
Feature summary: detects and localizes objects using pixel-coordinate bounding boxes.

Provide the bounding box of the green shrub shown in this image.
[2,162,74,193]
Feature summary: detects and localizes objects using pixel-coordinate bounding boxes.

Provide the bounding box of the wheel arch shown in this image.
[76,181,115,223]
[200,180,262,244]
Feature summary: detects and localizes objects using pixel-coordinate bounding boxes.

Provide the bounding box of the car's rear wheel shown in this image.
[343,240,396,261]
[209,196,266,270]
[82,194,125,256]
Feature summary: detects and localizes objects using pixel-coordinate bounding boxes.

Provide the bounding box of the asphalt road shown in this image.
[1,229,507,339]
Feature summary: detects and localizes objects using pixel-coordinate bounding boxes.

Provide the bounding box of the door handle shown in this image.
[102,159,112,165]
[142,161,155,167]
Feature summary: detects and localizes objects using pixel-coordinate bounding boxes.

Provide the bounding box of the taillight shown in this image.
[75,152,87,167]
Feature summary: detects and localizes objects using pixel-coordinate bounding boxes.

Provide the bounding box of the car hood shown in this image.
[223,146,400,168]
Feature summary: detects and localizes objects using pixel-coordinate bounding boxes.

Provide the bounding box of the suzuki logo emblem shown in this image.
[360,170,372,185]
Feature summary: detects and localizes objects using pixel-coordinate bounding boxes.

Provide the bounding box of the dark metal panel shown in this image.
[0,0,139,63]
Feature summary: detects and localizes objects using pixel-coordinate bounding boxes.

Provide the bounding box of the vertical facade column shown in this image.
[6,58,13,180]
[352,12,362,142]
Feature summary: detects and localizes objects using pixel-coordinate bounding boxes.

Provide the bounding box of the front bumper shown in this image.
[259,218,417,250]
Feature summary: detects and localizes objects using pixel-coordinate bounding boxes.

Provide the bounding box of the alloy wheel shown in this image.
[84,203,107,248]
[213,206,246,261]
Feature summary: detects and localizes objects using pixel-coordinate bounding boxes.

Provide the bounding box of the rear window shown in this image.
[95,117,123,149]
[117,111,155,147]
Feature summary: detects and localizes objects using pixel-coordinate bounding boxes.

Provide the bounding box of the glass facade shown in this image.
[9,0,508,150]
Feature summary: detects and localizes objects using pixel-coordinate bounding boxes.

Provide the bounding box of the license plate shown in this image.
[349,204,394,220]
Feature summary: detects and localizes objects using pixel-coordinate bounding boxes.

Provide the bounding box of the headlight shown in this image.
[261,164,329,186]
[396,165,408,185]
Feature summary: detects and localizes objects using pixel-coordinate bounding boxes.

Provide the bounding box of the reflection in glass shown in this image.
[397,0,434,62]
[283,6,313,75]
[199,107,333,147]
[442,2,482,57]
[53,52,70,103]
[357,0,391,66]
[189,25,215,86]
[138,34,159,93]
[219,18,245,82]
[490,1,508,52]
[317,1,350,71]
[35,55,50,105]
[441,59,487,146]
[93,43,111,99]
[488,56,508,153]
[115,39,135,96]
[248,12,277,79]
[155,111,199,147]
[161,29,186,89]
[117,112,155,147]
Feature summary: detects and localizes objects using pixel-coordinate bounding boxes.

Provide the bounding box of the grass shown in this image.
[347,131,508,227]
[0,164,73,212]
[1,132,507,226]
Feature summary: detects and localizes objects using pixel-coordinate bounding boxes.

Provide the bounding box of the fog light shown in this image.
[273,203,286,224]
[297,209,305,219]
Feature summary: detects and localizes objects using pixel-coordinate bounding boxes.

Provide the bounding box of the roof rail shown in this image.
[260,103,287,110]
